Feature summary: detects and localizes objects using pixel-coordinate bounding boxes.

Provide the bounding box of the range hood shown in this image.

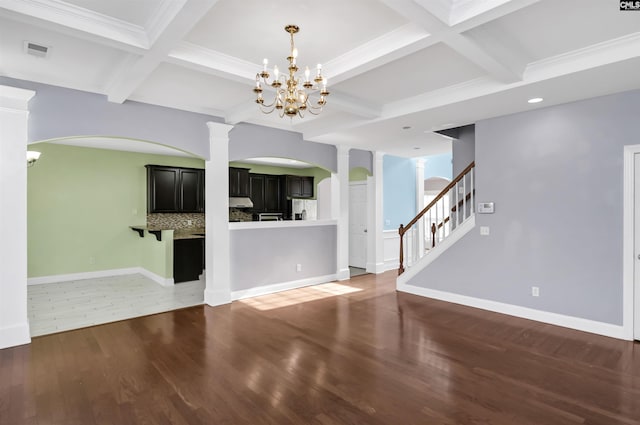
[229,197,254,208]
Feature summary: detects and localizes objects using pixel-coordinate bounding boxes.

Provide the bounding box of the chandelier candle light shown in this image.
[254,25,329,118]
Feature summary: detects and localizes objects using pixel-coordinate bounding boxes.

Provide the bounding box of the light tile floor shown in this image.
[28,274,204,337]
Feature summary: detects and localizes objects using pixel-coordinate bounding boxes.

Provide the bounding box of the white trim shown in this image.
[138,268,174,287]
[0,323,31,350]
[229,219,337,230]
[397,283,627,340]
[397,215,476,285]
[231,274,338,300]
[381,229,400,272]
[27,267,173,287]
[623,145,640,340]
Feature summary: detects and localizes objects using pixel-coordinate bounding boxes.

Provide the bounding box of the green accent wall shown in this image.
[27,143,204,278]
[229,161,330,200]
[349,166,370,181]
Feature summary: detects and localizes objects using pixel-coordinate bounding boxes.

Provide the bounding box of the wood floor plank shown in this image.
[2,271,640,424]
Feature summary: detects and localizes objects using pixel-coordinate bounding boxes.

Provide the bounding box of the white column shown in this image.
[415,158,425,258]
[204,122,233,306]
[335,145,350,280]
[367,151,385,274]
[0,85,35,349]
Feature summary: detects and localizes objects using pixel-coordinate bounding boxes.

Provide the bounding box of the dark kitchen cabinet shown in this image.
[249,174,265,211]
[229,167,250,197]
[249,174,283,213]
[173,238,204,283]
[285,175,314,198]
[146,165,204,213]
[264,175,282,212]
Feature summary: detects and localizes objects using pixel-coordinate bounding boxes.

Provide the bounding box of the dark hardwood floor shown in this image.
[2,271,640,424]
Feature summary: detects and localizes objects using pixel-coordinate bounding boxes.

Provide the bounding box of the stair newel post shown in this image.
[398,224,405,275]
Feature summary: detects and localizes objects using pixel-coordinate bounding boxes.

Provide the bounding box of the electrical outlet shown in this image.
[480,226,490,236]
[89,256,95,265]
[187,219,193,226]
[132,208,137,215]
[531,286,540,297]
[296,264,302,272]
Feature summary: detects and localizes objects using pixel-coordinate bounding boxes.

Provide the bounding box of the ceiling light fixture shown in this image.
[254,25,329,119]
[528,97,543,104]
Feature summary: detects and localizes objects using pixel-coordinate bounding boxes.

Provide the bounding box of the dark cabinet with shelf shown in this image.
[146,165,204,213]
[249,174,283,213]
[229,167,250,197]
[285,175,314,198]
[173,238,204,283]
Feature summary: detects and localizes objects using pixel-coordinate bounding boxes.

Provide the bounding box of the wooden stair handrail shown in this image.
[399,161,474,237]
[398,161,475,275]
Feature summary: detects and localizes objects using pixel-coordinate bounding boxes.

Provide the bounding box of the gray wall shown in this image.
[230,225,337,290]
[229,123,337,172]
[452,124,475,176]
[407,89,640,325]
[349,149,373,174]
[1,77,220,159]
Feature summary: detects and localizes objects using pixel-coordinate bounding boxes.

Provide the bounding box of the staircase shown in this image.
[398,162,475,278]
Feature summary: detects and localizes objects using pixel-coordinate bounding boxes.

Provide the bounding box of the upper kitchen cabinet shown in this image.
[229,167,250,197]
[250,174,283,213]
[285,175,314,198]
[146,165,204,213]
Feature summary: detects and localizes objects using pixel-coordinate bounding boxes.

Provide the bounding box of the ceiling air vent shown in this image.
[24,41,50,58]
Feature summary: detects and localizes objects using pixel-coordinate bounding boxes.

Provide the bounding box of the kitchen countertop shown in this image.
[130,225,205,240]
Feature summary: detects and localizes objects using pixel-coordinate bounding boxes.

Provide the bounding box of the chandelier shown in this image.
[254,25,329,118]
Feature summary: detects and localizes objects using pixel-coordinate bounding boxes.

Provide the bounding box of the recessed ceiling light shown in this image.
[402,126,411,130]
[528,97,543,104]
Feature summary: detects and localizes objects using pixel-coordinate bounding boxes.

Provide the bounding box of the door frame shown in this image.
[623,144,640,340]
[349,181,368,269]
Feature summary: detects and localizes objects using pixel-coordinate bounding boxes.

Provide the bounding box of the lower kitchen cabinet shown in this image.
[173,238,204,283]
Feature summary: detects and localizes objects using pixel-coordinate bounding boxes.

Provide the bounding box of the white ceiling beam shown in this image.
[451,0,542,32]
[167,42,256,85]
[325,23,433,85]
[0,0,150,48]
[379,0,523,83]
[106,0,221,104]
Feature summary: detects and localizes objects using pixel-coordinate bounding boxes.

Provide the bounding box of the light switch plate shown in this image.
[478,202,495,214]
[480,226,490,236]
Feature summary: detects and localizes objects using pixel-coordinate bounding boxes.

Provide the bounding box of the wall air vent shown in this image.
[24,41,50,58]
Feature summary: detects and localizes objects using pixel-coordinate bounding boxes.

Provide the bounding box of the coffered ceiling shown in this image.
[1,0,639,157]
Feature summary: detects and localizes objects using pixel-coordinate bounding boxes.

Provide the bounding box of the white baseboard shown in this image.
[0,322,31,349]
[366,261,390,274]
[231,274,338,300]
[27,267,173,287]
[205,289,232,307]
[336,268,350,281]
[397,283,628,340]
[138,268,174,287]
[382,259,399,273]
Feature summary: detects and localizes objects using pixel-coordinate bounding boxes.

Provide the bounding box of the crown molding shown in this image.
[0,0,150,48]
[168,42,256,83]
[325,23,433,85]
[524,32,640,82]
[145,0,188,46]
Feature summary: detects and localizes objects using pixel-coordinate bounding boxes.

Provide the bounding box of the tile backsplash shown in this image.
[229,208,253,222]
[147,213,204,229]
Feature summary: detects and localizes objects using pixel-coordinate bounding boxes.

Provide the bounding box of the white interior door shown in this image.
[635,153,640,340]
[349,183,367,269]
